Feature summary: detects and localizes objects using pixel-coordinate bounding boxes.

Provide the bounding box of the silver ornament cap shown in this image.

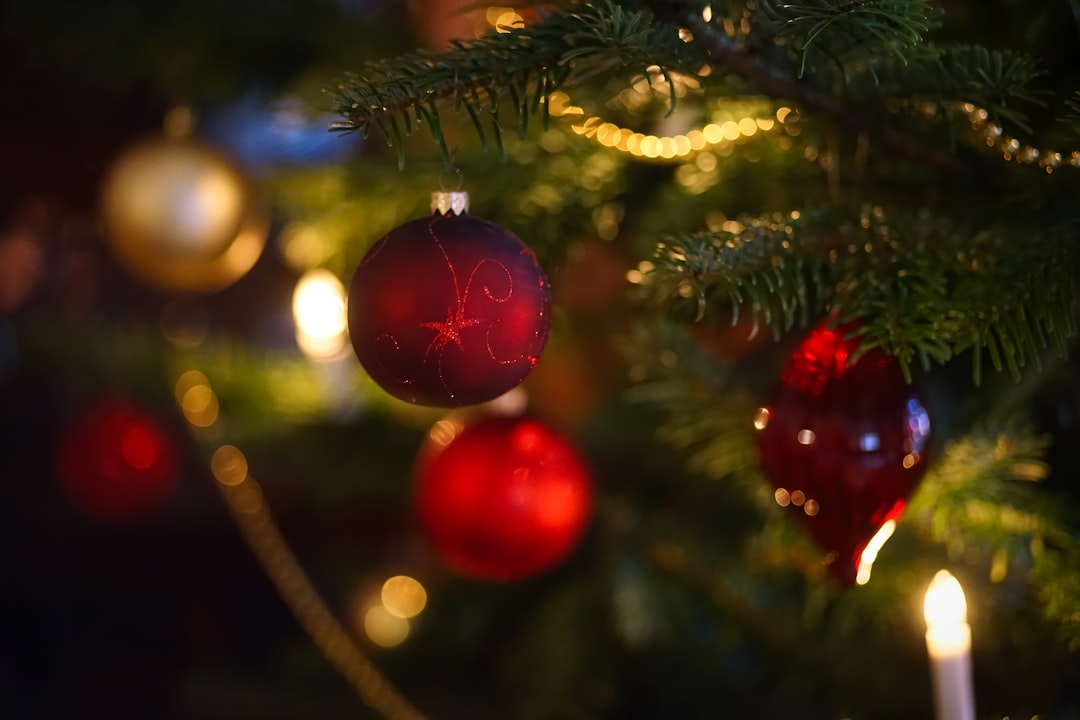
[431,191,469,216]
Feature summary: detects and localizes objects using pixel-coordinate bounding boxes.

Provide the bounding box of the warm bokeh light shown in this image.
[428,417,465,450]
[363,605,410,648]
[381,576,428,619]
[293,269,348,357]
[281,222,334,269]
[211,445,248,486]
[924,570,967,628]
[557,86,787,161]
[485,386,529,417]
[174,369,210,404]
[492,9,523,31]
[854,519,896,585]
[962,102,1080,172]
[230,483,264,515]
[181,383,220,427]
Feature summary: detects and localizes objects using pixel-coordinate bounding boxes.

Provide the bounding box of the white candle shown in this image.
[923,570,976,720]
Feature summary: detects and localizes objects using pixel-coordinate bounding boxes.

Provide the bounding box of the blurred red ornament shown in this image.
[554,241,628,315]
[690,317,771,363]
[753,322,932,585]
[55,399,179,521]
[408,0,547,51]
[348,192,551,407]
[415,415,593,581]
[408,0,481,50]
[526,340,605,428]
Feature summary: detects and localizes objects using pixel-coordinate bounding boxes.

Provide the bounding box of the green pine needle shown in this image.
[756,0,938,76]
[327,0,702,162]
[640,206,1077,383]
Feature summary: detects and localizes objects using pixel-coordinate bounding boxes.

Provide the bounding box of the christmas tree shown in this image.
[2,0,1079,718]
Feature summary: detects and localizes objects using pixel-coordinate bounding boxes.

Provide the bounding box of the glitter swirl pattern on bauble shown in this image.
[348,210,551,407]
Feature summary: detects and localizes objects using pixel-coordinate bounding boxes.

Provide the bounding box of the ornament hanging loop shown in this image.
[433,166,468,216]
[438,165,465,191]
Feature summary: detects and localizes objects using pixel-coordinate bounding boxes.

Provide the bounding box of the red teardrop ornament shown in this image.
[348,195,551,408]
[754,322,932,585]
[415,415,593,581]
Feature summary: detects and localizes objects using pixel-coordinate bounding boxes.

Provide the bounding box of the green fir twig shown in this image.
[640,207,1078,383]
[327,0,701,165]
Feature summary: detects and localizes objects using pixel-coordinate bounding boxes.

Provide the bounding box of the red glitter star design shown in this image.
[420,305,482,358]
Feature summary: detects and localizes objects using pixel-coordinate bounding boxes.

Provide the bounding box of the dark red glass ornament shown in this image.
[754,322,932,585]
[348,201,551,407]
[55,398,179,522]
[415,415,593,581]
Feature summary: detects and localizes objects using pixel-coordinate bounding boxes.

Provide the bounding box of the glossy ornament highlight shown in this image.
[415,415,593,581]
[348,192,551,407]
[754,322,932,585]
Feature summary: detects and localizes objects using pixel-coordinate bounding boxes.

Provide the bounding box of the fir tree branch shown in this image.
[1031,540,1080,650]
[327,0,701,165]
[638,211,829,331]
[851,44,1046,132]
[640,207,1079,382]
[907,429,1080,647]
[756,0,937,76]
[679,9,980,181]
[644,540,866,695]
[1064,90,1080,139]
[907,431,1053,553]
[624,321,765,493]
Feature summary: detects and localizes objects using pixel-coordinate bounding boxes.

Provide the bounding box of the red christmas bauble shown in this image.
[55,398,179,521]
[348,201,551,407]
[754,322,932,585]
[415,415,593,581]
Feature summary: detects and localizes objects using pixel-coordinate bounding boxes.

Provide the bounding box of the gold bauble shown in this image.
[102,137,267,293]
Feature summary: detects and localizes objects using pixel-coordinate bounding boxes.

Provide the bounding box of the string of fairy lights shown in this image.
[960,103,1080,172]
[545,78,793,162]
[175,366,428,720]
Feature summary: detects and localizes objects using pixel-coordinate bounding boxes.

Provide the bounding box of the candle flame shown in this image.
[924,570,967,627]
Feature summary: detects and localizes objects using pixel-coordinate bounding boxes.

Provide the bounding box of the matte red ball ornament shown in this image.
[415,415,593,581]
[754,322,932,585]
[55,398,179,522]
[348,192,551,407]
